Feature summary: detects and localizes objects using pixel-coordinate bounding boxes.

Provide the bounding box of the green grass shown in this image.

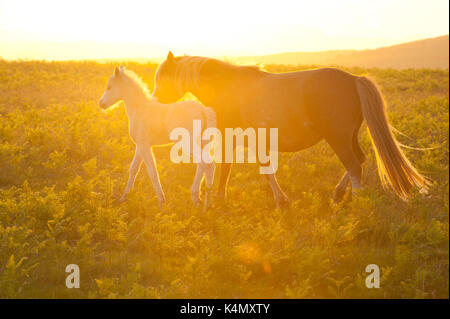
[0,60,448,298]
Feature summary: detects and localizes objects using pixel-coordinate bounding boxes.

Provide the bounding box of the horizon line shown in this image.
[1,34,448,63]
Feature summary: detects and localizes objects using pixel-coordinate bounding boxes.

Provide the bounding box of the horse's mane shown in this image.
[173,56,263,92]
[122,69,152,99]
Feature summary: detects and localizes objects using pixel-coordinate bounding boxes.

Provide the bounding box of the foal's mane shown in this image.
[122,69,152,99]
[173,56,263,91]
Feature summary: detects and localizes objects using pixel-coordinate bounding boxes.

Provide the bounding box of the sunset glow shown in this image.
[0,0,448,60]
[0,0,448,302]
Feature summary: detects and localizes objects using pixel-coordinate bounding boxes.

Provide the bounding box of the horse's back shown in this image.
[262,67,358,106]
[238,67,361,151]
[299,68,363,141]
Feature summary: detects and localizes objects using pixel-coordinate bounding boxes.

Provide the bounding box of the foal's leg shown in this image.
[138,145,166,208]
[203,163,215,211]
[191,164,204,207]
[120,147,143,202]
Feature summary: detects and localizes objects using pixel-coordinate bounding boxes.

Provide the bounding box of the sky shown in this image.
[0,0,448,60]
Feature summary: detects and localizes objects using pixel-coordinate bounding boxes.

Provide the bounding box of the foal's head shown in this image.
[99,66,126,109]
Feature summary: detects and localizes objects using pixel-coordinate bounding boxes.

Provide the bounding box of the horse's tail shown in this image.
[355,76,430,200]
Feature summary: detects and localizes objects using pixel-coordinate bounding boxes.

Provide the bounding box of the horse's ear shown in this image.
[167,51,174,62]
[114,66,120,77]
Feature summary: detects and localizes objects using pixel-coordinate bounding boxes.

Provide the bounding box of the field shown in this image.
[0,60,448,298]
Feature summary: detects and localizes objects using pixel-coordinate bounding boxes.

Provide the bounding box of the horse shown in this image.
[99,66,216,210]
[152,52,430,207]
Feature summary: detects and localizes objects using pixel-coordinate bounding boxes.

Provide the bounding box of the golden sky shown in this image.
[0,0,448,60]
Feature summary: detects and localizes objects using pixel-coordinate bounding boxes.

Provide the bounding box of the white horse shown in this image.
[99,66,216,210]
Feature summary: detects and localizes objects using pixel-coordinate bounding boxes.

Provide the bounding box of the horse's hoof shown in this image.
[158,198,166,210]
[192,193,201,208]
[333,187,346,204]
[203,194,213,211]
[111,194,124,205]
[350,187,363,199]
[276,193,290,209]
[215,191,226,202]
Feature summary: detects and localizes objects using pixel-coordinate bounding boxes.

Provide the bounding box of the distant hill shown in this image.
[6,35,446,69]
[236,35,449,69]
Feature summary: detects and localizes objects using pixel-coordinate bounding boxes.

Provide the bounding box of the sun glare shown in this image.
[0,0,448,302]
[0,0,448,60]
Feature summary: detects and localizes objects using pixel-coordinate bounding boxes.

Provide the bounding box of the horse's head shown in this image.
[152,51,185,103]
[99,66,125,109]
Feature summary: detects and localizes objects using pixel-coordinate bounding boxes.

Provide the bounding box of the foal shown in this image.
[99,66,216,210]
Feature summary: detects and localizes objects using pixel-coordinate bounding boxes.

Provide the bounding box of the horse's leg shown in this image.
[191,164,204,207]
[262,165,289,208]
[333,172,350,204]
[349,129,366,198]
[333,123,366,203]
[203,163,215,211]
[120,147,143,202]
[139,145,166,208]
[352,128,366,165]
[216,162,231,200]
[328,137,363,199]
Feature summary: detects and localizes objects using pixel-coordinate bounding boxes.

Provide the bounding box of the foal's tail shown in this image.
[204,106,217,129]
[201,106,217,163]
[355,76,430,200]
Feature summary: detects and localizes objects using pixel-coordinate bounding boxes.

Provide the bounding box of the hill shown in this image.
[236,35,449,69]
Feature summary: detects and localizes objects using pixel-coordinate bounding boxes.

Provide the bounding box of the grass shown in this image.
[0,60,448,298]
